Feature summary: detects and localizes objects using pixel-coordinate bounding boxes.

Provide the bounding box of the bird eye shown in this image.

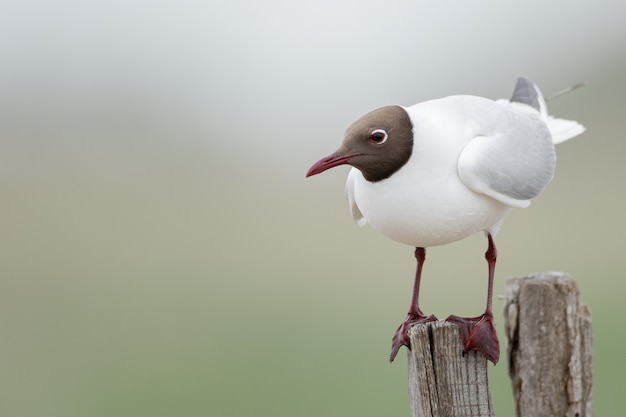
[369,129,388,144]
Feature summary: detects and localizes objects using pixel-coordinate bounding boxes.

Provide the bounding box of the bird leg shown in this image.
[390,247,438,362]
[446,233,500,364]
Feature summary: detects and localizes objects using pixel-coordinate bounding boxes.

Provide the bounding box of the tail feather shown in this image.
[546,116,586,144]
[511,76,585,144]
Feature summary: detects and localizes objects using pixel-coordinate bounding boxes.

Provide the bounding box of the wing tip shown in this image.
[510,77,544,113]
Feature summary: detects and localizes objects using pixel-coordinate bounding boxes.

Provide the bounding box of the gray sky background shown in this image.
[2,0,625,159]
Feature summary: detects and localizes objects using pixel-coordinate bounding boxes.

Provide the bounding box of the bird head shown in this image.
[306,106,414,182]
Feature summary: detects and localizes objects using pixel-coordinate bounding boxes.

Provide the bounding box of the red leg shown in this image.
[390,247,438,362]
[446,233,500,364]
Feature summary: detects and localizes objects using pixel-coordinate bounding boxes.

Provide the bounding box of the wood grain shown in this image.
[407,321,495,417]
[504,272,593,417]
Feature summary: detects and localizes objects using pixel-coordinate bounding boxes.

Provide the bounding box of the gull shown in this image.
[306,77,584,364]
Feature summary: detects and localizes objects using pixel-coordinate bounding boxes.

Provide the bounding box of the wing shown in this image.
[457,109,556,209]
[510,76,547,115]
[345,168,367,226]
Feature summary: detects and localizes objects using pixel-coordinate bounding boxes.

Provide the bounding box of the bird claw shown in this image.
[446,313,500,364]
[389,312,438,362]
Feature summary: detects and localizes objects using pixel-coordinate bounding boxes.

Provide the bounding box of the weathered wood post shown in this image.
[407,272,592,417]
[504,272,593,417]
[407,321,495,417]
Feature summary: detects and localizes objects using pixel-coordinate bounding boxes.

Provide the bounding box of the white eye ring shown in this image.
[369,129,388,144]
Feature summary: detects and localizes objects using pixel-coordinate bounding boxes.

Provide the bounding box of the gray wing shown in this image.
[457,108,556,209]
[510,77,544,113]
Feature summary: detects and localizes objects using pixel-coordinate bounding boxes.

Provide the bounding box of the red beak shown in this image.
[306,153,357,177]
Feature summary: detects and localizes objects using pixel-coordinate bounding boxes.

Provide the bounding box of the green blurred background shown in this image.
[1,1,624,416]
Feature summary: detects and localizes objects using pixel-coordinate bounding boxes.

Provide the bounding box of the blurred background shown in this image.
[1,1,624,416]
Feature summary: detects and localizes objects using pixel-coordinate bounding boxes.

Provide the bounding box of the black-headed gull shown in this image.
[306,77,584,364]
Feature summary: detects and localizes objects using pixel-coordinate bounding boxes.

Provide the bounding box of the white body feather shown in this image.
[346,87,583,248]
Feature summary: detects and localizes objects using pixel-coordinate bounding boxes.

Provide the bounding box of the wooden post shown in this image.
[407,272,592,417]
[407,321,495,417]
[504,272,593,417]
